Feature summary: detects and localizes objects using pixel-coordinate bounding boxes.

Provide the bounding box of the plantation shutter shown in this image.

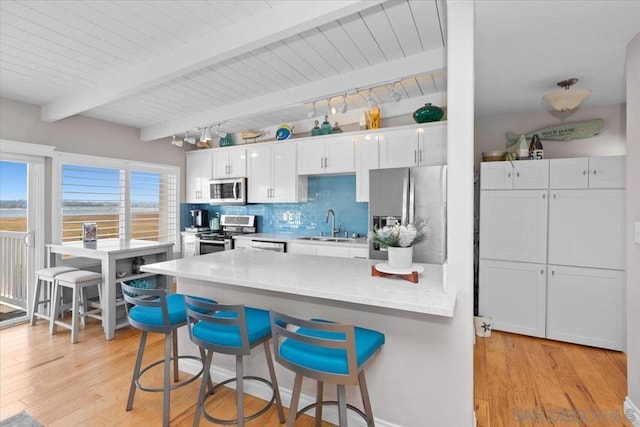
[130,170,177,243]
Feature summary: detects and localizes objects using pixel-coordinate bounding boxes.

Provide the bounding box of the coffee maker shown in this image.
[186,209,209,232]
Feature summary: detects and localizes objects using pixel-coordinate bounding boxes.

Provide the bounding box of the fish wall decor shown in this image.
[505,119,603,148]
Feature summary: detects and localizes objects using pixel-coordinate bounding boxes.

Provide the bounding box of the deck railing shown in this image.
[0,231,28,309]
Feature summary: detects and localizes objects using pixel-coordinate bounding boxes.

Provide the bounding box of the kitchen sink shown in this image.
[296,236,355,243]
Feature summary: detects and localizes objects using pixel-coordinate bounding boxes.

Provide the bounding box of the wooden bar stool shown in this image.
[270,312,385,427]
[184,297,285,427]
[122,283,215,427]
[50,270,103,343]
[30,266,77,326]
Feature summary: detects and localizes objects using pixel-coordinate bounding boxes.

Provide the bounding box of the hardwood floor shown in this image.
[475,331,630,427]
[0,319,333,426]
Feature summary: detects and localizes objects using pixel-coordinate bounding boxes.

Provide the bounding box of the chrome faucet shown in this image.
[325,209,340,237]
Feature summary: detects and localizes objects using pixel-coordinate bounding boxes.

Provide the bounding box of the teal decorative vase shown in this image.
[412,103,444,123]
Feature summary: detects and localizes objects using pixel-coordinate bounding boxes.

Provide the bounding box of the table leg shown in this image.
[102,257,116,340]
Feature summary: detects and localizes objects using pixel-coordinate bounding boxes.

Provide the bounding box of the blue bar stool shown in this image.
[121,283,215,427]
[184,297,285,427]
[270,312,385,427]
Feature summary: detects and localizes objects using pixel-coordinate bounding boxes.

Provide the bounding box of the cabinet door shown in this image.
[247,145,272,203]
[547,265,624,350]
[418,124,447,166]
[349,247,368,259]
[549,158,589,189]
[354,136,379,202]
[479,190,548,263]
[548,189,625,269]
[186,153,211,203]
[233,239,251,249]
[228,147,247,178]
[480,162,514,190]
[378,129,419,168]
[513,160,549,189]
[272,142,299,202]
[324,136,355,174]
[479,260,546,337]
[287,243,317,255]
[211,151,229,179]
[297,140,326,175]
[317,246,350,258]
[589,156,625,188]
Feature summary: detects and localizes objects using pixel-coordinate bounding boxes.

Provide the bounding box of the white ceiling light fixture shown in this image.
[184,133,196,145]
[171,135,182,147]
[338,94,348,114]
[542,78,590,112]
[366,89,378,109]
[307,101,316,118]
[389,82,402,102]
[327,98,336,115]
[214,123,227,139]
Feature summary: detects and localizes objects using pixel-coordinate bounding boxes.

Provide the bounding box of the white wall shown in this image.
[625,32,640,421]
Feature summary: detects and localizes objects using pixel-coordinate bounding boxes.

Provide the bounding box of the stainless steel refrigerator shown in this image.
[369,166,447,264]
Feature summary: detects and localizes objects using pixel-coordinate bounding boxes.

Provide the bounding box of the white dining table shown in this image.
[47,239,173,340]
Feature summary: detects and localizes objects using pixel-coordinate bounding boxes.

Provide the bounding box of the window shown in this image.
[54,153,179,245]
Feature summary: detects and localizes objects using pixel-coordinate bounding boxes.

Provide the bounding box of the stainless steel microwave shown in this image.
[209,177,247,205]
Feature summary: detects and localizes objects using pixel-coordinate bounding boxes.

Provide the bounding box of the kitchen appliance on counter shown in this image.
[209,177,247,205]
[195,214,256,255]
[186,209,210,232]
[369,166,447,264]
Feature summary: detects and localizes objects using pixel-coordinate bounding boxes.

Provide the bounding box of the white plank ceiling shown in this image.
[0,0,447,141]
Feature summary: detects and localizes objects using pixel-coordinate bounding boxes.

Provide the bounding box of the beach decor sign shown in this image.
[506,118,603,148]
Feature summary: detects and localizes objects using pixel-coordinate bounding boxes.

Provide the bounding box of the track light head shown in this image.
[390,82,402,102]
[307,101,316,118]
[338,94,348,114]
[171,135,183,147]
[366,89,378,109]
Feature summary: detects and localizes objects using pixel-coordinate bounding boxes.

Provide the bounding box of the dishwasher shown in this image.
[249,240,286,252]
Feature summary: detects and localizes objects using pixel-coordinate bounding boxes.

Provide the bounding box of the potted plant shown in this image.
[369,219,427,269]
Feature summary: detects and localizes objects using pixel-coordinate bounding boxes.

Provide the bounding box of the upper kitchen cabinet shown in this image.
[549,156,625,189]
[247,141,306,203]
[379,123,447,169]
[480,160,549,190]
[297,135,355,175]
[212,146,246,179]
[185,151,212,203]
[354,135,379,202]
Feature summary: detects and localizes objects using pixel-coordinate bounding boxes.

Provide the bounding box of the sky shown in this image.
[0,161,27,200]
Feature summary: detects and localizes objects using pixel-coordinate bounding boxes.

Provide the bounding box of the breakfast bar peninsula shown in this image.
[142,249,461,426]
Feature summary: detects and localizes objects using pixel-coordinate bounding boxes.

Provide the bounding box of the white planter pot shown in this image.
[387,246,413,269]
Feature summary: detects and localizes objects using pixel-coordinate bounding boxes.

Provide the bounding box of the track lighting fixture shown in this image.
[183,133,196,145]
[338,94,348,114]
[366,89,378,109]
[171,135,183,147]
[390,82,402,102]
[307,101,316,118]
[327,98,336,115]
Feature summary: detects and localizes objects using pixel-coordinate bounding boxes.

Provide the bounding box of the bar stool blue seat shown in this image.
[270,312,385,427]
[121,283,215,427]
[184,297,285,427]
[30,266,77,326]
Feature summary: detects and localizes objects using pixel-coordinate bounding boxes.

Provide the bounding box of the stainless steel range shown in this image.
[195,214,256,255]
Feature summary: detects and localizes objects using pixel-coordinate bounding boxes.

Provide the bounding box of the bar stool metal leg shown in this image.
[127,331,148,411]
[287,374,303,427]
[337,384,348,426]
[263,341,286,424]
[194,350,214,427]
[358,371,374,426]
[236,356,244,427]
[315,381,323,427]
[163,332,171,427]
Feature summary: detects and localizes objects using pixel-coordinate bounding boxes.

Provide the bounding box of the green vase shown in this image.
[412,103,444,123]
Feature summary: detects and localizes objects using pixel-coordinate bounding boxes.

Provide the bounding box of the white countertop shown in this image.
[142,249,456,317]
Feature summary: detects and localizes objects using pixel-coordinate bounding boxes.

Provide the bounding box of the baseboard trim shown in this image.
[180,359,402,427]
[625,397,640,427]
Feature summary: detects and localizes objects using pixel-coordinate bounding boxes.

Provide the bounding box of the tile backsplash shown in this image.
[181,175,369,237]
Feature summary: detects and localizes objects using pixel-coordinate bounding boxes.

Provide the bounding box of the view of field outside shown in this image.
[0,161,161,240]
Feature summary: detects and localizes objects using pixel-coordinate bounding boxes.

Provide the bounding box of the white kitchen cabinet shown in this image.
[286,242,318,256]
[378,123,446,169]
[212,146,246,179]
[479,260,546,338]
[247,142,306,203]
[233,239,251,249]
[480,160,549,190]
[547,265,624,350]
[185,151,212,203]
[479,190,548,263]
[354,135,379,202]
[549,155,625,189]
[317,246,350,258]
[297,135,355,175]
[548,189,625,270]
[287,242,367,259]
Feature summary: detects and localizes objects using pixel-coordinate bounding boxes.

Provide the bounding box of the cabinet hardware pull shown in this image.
[419,149,423,163]
[228,164,231,175]
[320,158,324,169]
[553,193,556,199]
[271,188,274,198]
[583,170,587,175]
[542,193,546,199]
[593,169,597,175]
[414,150,417,164]
[551,270,555,276]
[325,156,328,169]
[541,269,544,275]
[507,172,511,178]
[516,172,520,178]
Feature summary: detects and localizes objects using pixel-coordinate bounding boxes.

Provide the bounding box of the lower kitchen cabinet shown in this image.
[287,242,367,259]
[547,265,624,351]
[479,260,546,338]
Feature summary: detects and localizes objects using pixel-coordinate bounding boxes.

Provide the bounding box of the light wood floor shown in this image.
[475,331,630,427]
[0,319,333,426]
[1,321,630,426]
